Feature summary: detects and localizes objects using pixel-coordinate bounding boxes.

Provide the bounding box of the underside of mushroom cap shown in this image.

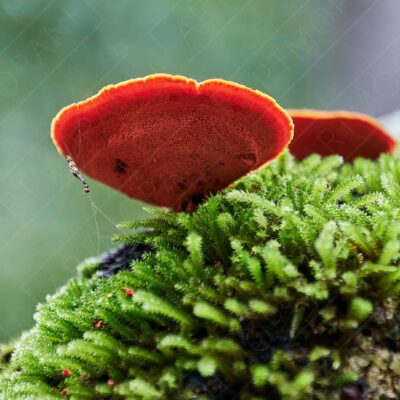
[51,74,293,210]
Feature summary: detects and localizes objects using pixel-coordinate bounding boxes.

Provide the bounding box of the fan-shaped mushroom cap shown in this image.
[52,74,293,210]
[288,109,396,162]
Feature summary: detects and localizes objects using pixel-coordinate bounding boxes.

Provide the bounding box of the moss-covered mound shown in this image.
[1,152,400,399]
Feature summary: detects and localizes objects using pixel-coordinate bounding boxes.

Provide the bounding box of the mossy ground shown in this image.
[1,152,400,399]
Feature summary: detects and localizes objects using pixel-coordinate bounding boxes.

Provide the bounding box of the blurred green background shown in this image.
[1,0,400,341]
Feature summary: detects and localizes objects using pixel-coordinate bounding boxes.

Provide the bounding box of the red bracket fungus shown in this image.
[51,74,293,210]
[288,109,396,162]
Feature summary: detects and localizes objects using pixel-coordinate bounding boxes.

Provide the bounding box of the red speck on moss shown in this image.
[62,368,71,378]
[51,74,293,211]
[94,320,104,330]
[214,261,222,268]
[123,287,134,297]
[288,109,396,162]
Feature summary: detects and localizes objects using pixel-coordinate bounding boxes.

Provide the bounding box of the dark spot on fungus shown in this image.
[240,152,257,166]
[177,182,187,192]
[51,74,293,211]
[288,109,396,162]
[114,158,127,174]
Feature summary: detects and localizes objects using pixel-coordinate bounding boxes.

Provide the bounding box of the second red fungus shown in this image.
[52,74,293,210]
[288,109,396,162]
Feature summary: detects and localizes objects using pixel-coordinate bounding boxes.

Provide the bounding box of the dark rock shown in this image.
[341,380,368,400]
[240,317,292,363]
[96,243,152,278]
[184,372,239,400]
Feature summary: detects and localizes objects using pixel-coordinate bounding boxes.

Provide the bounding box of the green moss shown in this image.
[2,152,400,399]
